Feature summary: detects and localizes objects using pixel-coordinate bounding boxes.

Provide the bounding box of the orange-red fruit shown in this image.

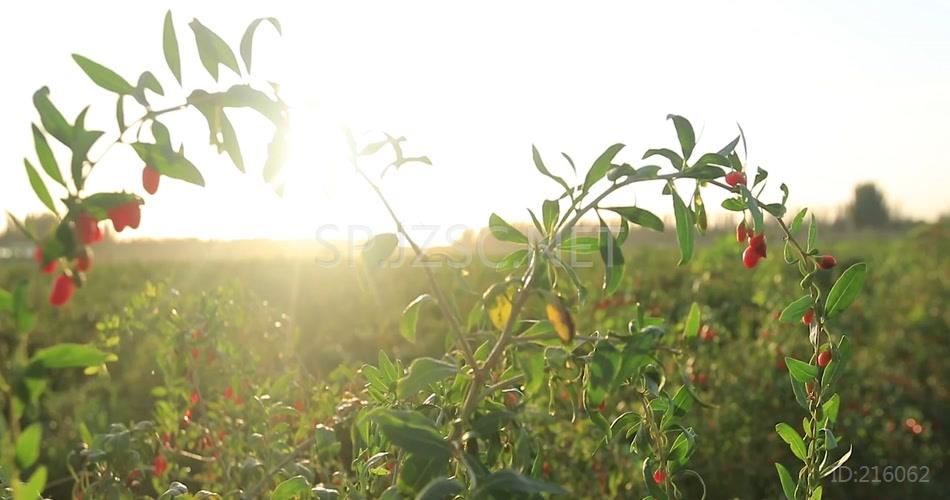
[108,201,143,232]
[143,166,160,195]
[190,391,200,405]
[817,255,837,270]
[153,455,168,476]
[224,386,235,400]
[724,171,747,187]
[736,221,749,244]
[749,233,767,258]
[700,325,716,341]
[817,350,832,368]
[802,308,814,326]
[34,247,56,273]
[76,213,104,245]
[49,273,75,306]
[653,469,667,484]
[742,246,762,268]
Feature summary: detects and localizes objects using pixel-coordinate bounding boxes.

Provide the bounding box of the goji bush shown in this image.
[0,11,881,500]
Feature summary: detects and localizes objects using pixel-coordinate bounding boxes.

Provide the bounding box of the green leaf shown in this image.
[397,358,459,398]
[489,213,528,244]
[807,214,818,252]
[607,206,664,232]
[825,263,867,317]
[692,152,730,169]
[13,282,37,335]
[753,166,769,186]
[584,143,625,191]
[542,199,559,234]
[189,86,287,127]
[69,108,105,191]
[559,236,599,254]
[630,165,662,181]
[240,18,282,73]
[369,409,453,459]
[718,135,741,156]
[473,469,567,497]
[399,454,446,493]
[16,466,47,500]
[823,393,841,424]
[786,357,818,383]
[270,475,309,500]
[496,248,529,270]
[16,423,42,468]
[740,185,764,233]
[667,114,696,160]
[721,198,745,211]
[669,428,697,466]
[810,485,824,500]
[531,145,569,191]
[131,142,204,186]
[819,445,852,478]
[671,185,694,265]
[189,19,241,81]
[790,208,808,234]
[763,203,786,218]
[72,54,135,95]
[821,336,852,390]
[682,302,701,338]
[693,189,707,233]
[775,422,808,462]
[416,477,464,500]
[779,296,813,323]
[587,343,621,405]
[607,163,637,181]
[137,71,164,96]
[361,233,399,268]
[774,463,796,500]
[81,192,143,220]
[0,287,11,313]
[599,219,624,295]
[400,294,433,342]
[24,160,57,214]
[642,148,684,170]
[31,124,65,187]
[33,87,72,145]
[30,343,110,369]
[163,11,182,84]
[682,165,725,180]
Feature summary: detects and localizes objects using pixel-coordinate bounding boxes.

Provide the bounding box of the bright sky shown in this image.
[2,1,949,242]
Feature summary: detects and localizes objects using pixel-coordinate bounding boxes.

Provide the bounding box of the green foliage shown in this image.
[0,14,890,500]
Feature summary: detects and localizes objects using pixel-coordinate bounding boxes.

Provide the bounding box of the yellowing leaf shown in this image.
[545,298,575,345]
[488,286,516,330]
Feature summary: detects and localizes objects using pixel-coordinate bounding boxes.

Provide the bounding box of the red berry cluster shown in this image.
[43,200,144,307]
[737,222,767,268]
[724,170,747,188]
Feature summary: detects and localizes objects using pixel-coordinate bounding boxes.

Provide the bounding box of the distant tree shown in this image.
[846,183,890,228]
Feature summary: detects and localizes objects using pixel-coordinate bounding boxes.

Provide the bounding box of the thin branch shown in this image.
[354,167,479,373]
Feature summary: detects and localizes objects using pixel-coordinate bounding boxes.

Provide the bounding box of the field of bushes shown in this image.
[1,221,946,499]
